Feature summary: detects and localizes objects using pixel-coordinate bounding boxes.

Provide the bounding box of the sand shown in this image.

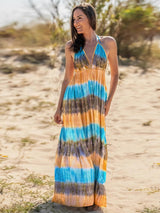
[0,47,160,213]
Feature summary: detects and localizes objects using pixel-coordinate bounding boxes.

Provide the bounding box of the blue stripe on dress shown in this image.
[94,165,107,184]
[63,81,107,102]
[55,167,106,184]
[55,167,94,183]
[94,44,107,59]
[74,47,84,59]
[59,124,107,144]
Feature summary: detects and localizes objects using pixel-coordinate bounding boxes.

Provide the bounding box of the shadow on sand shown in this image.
[29,200,104,213]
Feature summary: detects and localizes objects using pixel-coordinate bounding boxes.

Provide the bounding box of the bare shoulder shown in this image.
[101,36,117,49]
[98,36,117,56]
[65,40,74,58]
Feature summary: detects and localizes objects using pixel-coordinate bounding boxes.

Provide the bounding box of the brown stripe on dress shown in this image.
[74,54,88,70]
[62,95,106,114]
[56,137,108,159]
[93,54,107,69]
[94,180,107,196]
[54,182,106,196]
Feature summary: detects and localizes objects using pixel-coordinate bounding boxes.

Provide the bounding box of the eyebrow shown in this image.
[73,15,83,19]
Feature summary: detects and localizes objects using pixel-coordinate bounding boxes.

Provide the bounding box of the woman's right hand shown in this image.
[53,109,63,124]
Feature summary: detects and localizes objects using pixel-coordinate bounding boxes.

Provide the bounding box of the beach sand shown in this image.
[0,48,160,212]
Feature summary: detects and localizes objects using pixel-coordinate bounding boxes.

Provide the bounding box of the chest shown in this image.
[74,43,107,69]
[83,42,97,64]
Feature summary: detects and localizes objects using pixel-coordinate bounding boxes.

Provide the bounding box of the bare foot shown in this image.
[84,204,100,211]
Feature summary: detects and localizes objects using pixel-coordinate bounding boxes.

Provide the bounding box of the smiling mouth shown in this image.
[76,27,81,31]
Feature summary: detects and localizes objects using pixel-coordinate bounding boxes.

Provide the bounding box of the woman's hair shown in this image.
[70,3,96,53]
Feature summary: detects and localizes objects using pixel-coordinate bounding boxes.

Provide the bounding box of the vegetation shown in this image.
[0,202,36,213]
[0,63,36,74]
[0,0,160,70]
[0,173,54,213]
[139,206,160,213]
[24,173,54,186]
[0,23,52,48]
[20,137,37,147]
[84,0,160,69]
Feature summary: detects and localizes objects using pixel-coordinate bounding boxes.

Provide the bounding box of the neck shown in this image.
[83,30,97,44]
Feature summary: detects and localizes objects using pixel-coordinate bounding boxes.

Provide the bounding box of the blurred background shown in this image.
[0,0,160,69]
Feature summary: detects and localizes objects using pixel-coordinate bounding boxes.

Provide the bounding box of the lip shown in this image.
[76,27,81,31]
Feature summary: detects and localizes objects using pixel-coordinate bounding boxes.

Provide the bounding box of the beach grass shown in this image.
[20,137,37,147]
[2,165,16,170]
[0,202,36,213]
[6,126,17,131]
[0,172,54,212]
[142,120,152,126]
[25,101,55,112]
[0,63,36,74]
[139,206,160,213]
[128,186,160,195]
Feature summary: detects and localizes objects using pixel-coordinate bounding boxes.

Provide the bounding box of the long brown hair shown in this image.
[70,3,96,53]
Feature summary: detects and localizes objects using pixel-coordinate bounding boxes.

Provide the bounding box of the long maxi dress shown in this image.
[52,35,108,207]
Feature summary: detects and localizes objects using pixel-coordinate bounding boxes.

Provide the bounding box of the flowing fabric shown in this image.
[52,35,108,207]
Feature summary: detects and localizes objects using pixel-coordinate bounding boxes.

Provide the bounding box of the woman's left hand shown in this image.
[104,100,111,116]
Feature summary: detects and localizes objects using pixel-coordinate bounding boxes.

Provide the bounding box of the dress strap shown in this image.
[96,35,102,44]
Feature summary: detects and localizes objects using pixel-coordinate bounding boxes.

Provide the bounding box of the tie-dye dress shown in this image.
[52,35,108,207]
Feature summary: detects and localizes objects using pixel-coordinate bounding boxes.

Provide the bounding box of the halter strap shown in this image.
[96,35,102,44]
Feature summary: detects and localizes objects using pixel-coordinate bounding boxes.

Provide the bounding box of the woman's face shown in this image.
[73,9,91,34]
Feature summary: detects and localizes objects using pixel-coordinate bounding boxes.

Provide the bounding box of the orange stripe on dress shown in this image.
[63,109,106,129]
[95,194,107,207]
[55,152,107,171]
[52,193,94,207]
[69,67,107,89]
[52,192,107,207]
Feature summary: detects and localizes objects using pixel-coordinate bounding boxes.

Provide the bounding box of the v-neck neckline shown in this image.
[83,35,99,67]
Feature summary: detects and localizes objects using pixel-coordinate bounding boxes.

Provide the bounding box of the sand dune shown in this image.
[0,48,160,212]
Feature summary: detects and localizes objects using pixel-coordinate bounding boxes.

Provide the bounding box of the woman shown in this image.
[52,2,118,211]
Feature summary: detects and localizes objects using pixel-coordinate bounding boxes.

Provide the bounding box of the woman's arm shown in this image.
[54,40,74,124]
[104,36,119,116]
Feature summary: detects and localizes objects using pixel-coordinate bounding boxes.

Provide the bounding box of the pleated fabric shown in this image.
[52,35,108,207]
